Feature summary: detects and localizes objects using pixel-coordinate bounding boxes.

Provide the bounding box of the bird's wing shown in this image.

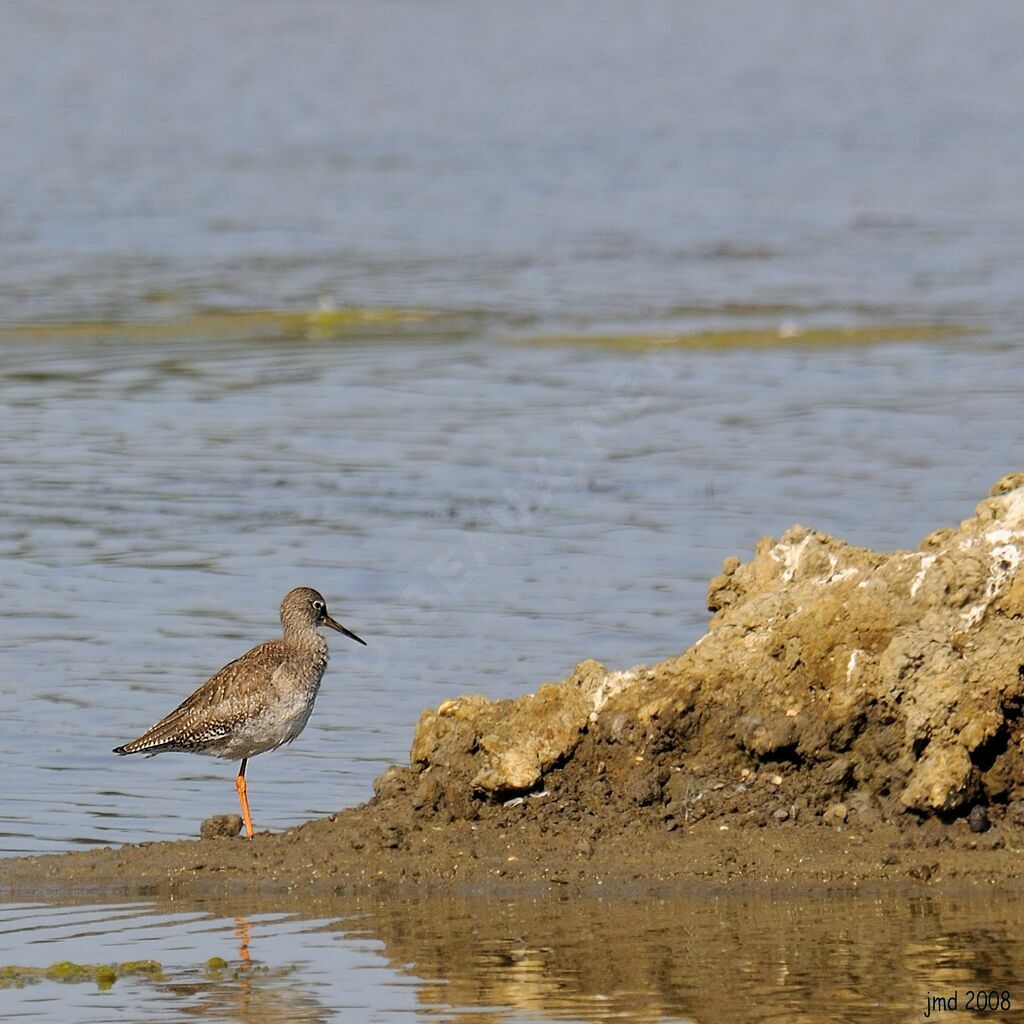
[115,641,288,754]
[166,641,286,715]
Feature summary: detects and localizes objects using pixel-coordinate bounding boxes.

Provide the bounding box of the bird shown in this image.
[113,587,366,839]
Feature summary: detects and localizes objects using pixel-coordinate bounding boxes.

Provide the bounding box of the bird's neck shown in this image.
[284,628,330,686]
[283,625,326,651]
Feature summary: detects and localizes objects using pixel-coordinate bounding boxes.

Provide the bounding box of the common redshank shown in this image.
[113,587,366,838]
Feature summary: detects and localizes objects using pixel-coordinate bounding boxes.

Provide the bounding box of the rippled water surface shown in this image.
[3,0,1024,328]
[3,2,1024,1021]
[2,890,1024,1023]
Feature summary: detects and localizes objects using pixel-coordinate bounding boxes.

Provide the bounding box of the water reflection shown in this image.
[0,905,333,1024]
[353,891,1020,1023]
[235,916,252,965]
[347,890,1024,1023]
[160,918,327,1024]
[3,889,1021,1023]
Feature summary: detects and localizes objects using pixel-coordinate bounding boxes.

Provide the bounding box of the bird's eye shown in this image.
[312,600,325,615]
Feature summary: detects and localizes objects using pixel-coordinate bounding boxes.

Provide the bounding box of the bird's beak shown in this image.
[323,614,367,645]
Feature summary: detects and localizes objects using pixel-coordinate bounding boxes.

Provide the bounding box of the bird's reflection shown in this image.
[235,915,252,964]
[160,913,327,1023]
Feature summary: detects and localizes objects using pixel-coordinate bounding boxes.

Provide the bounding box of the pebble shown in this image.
[772,808,790,823]
[968,806,990,834]
[823,803,848,826]
[200,814,243,839]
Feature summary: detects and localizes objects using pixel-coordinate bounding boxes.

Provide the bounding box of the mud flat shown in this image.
[5,476,1024,900]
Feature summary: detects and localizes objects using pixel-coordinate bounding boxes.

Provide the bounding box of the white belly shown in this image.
[208,688,318,761]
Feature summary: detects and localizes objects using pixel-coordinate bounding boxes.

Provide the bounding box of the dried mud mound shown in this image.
[386,474,1024,835]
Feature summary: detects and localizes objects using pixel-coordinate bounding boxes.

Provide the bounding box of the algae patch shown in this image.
[526,323,979,351]
[0,959,163,989]
[0,305,470,345]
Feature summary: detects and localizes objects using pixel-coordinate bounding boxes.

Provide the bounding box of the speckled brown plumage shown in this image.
[113,586,366,838]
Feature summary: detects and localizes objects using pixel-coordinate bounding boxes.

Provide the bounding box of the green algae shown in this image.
[303,304,453,338]
[0,305,465,345]
[119,959,163,975]
[527,323,980,351]
[0,307,983,352]
[0,956,298,991]
[44,961,92,983]
[94,965,117,991]
[0,958,164,990]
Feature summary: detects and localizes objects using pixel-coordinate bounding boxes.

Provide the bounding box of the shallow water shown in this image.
[3,3,1024,1021]
[1,889,1023,1023]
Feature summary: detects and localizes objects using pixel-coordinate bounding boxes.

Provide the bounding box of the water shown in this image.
[2,1,1023,328]
[3,1,1024,1020]
[2,889,1024,1022]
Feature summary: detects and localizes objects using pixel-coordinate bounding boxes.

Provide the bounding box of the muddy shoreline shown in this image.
[2,771,1022,903]
[6,475,1024,903]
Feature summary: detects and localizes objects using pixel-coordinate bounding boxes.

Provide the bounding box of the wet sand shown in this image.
[1,789,1021,903]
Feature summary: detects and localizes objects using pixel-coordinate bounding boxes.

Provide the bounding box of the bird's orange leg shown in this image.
[235,758,254,839]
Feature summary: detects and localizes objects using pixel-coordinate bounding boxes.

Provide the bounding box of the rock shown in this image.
[1004,800,1024,827]
[900,747,977,813]
[823,803,848,826]
[707,556,743,611]
[410,772,444,812]
[410,661,640,801]
[843,789,884,827]
[373,764,413,800]
[968,805,991,833]
[200,815,243,839]
[377,823,404,850]
[403,475,1024,826]
[626,771,664,807]
[772,808,790,823]
[736,715,798,758]
[823,757,854,788]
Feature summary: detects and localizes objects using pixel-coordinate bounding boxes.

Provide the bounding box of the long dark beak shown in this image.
[323,614,367,646]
